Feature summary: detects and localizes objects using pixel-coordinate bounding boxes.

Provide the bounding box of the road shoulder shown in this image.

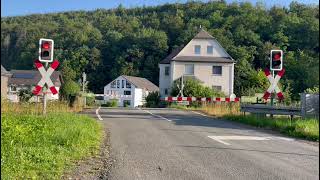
[62,110,113,179]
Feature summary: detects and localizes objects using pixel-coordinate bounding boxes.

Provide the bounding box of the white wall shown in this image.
[176,39,229,57]
[104,76,134,107]
[133,88,143,107]
[159,64,171,97]
[171,61,234,96]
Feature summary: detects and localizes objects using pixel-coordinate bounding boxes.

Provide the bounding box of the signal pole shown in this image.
[43,62,48,115]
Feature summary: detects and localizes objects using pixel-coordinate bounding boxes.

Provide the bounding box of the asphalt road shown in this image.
[94,108,319,180]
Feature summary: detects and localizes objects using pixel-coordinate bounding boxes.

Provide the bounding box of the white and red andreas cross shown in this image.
[263,68,285,101]
[33,59,59,95]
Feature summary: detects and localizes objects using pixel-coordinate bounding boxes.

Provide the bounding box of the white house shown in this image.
[7,70,62,102]
[103,75,159,107]
[1,65,11,98]
[159,28,236,97]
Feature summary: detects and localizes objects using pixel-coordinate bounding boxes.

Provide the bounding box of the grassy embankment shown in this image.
[1,99,103,179]
[170,103,319,141]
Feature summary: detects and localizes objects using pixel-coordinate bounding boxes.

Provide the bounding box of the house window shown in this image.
[10,86,17,92]
[122,80,125,88]
[126,81,131,88]
[124,91,131,95]
[194,45,201,54]
[212,66,222,75]
[165,66,170,76]
[164,89,168,95]
[106,90,109,94]
[212,86,222,91]
[111,81,116,88]
[207,46,213,54]
[123,100,131,107]
[117,80,120,88]
[185,64,194,75]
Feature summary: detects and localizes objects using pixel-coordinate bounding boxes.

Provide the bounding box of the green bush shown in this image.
[171,78,225,97]
[61,80,80,96]
[145,91,160,107]
[18,88,34,102]
[86,96,95,106]
[101,99,118,107]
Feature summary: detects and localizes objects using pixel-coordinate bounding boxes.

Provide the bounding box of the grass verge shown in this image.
[1,112,103,179]
[170,103,318,141]
[223,115,319,141]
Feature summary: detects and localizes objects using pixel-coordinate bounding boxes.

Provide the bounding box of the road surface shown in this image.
[92,108,319,180]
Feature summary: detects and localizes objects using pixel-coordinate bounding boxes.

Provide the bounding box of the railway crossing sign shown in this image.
[32,59,59,95]
[263,68,285,101]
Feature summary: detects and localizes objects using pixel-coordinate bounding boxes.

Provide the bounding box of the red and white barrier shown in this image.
[33,59,59,95]
[163,96,240,102]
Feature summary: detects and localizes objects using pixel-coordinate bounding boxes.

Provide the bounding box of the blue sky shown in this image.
[1,0,319,17]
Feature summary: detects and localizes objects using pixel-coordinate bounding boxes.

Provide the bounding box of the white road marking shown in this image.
[191,111,207,117]
[269,136,295,141]
[142,109,172,122]
[208,135,272,146]
[96,106,103,121]
[208,136,231,145]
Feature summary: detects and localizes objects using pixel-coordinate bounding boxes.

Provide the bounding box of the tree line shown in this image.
[1,1,319,100]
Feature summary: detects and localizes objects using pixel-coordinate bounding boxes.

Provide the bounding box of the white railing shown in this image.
[95,94,132,98]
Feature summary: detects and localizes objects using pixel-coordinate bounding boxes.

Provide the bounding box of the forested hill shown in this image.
[1,1,319,98]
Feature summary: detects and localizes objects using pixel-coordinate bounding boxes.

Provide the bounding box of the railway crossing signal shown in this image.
[262,49,285,103]
[34,38,58,115]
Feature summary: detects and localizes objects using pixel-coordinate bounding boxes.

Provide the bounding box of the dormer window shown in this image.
[111,81,116,88]
[126,81,131,88]
[165,66,170,76]
[194,45,201,54]
[117,80,120,88]
[207,46,213,54]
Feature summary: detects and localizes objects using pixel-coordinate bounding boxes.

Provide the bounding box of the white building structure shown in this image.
[159,28,236,97]
[103,75,159,107]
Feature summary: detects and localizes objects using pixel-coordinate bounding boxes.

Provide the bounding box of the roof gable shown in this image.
[122,75,159,91]
[193,29,215,39]
[1,65,11,76]
[105,75,159,92]
[160,28,234,64]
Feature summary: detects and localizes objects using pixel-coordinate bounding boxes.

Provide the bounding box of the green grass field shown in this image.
[223,115,319,141]
[1,112,103,179]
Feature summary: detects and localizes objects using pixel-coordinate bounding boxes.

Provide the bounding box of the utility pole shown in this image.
[177,76,184,97]
[82,72,87,108]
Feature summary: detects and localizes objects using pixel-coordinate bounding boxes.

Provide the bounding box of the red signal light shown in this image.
[273,53,281,61]
[42,42,50,49]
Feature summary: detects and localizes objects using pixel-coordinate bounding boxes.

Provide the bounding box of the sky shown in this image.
[1,0,319,17]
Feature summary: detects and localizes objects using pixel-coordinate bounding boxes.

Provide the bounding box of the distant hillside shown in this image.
[1,1,318,98]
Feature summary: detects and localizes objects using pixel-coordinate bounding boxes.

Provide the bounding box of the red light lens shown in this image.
[42,42,50,49]
[273,53,281,60]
